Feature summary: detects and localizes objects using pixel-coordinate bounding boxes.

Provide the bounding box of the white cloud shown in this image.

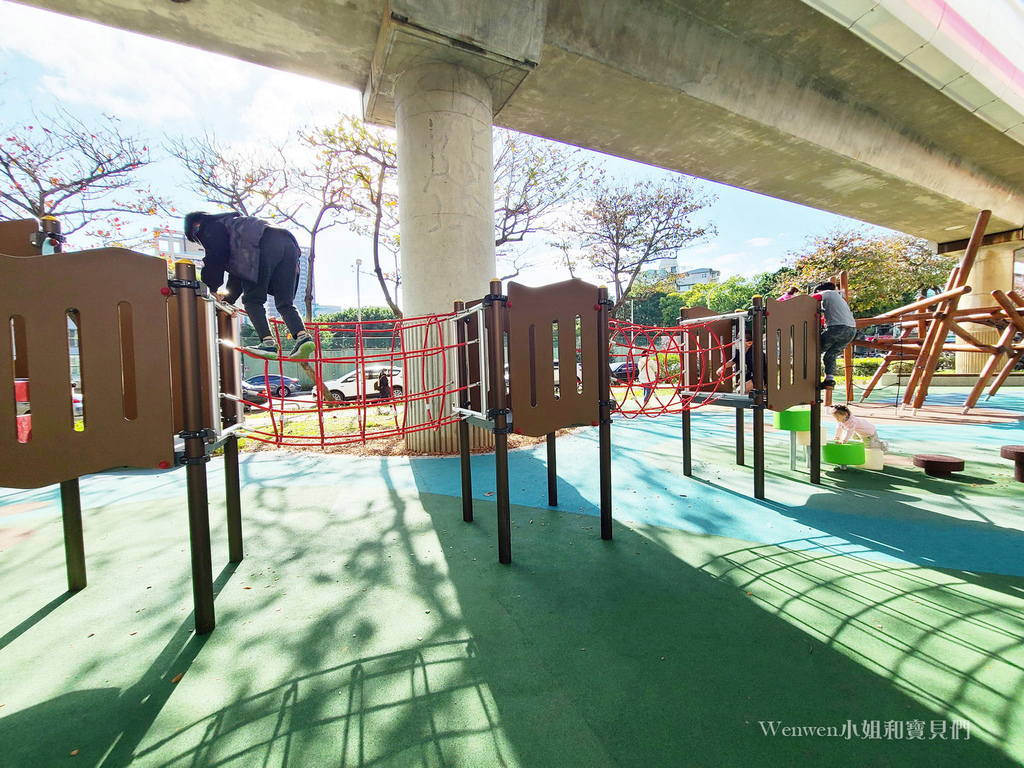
[713,251,746,266]
[745,237,772,247]
[239,70,362,142]
[0,2,257,125]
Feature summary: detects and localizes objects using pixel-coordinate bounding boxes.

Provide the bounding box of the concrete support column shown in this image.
[956,243,1016,374]
[395,62,495,452]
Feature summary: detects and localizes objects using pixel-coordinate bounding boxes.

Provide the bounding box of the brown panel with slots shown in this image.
[0,219,46,258]
[506,279,600,437]
[678,306,734,392]
[0,247,175,489]
[765,295,819,411]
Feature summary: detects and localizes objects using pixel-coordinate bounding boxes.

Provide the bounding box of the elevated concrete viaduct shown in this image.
[11,0,1024,446]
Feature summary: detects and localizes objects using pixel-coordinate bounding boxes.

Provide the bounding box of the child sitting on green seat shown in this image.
[831,404,888,452]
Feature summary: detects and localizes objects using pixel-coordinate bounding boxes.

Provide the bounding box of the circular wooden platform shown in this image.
[912,454,965,478]
[1001,445,1024,482]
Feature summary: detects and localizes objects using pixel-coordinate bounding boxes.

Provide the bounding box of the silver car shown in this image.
[323,366,404,401]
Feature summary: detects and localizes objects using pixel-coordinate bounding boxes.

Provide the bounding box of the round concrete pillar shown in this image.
[956,243,1016,374]
[395,62,495,317]
[394,62,496,452]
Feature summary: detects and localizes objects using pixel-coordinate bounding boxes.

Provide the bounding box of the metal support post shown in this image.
[174,261,216,634]
[546,432,557,506]
[681,410,692,476]
[216,307,243,563]
[735,408,745,465]
[60,479,87,591]
[454,300,474,523]
[597,286,613,540]
[485,281,512,563]
[224,434,243,563]
[752,296,766,499]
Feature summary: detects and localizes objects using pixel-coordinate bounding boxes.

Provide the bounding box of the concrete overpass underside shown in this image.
[11,0,1024,244]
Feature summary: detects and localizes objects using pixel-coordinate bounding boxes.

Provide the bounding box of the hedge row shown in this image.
[835,354,955,376]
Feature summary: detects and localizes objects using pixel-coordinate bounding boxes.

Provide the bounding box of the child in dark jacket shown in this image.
[185,211,314,359]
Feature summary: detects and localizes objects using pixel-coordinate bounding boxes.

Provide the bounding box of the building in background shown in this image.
[642,258,720,292]
[676,267,720,291]
[644,257,678,282]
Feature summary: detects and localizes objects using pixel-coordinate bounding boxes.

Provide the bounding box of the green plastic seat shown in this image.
[773,407,811,432]
[822,441,865,466]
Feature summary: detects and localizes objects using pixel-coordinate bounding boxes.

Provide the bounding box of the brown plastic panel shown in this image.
[0,248,175,489]
[506,279,600,437]
[0,219,45,258]
[765,295,819,411]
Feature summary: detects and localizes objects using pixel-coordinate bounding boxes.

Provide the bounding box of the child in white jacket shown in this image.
[832,404,888,452]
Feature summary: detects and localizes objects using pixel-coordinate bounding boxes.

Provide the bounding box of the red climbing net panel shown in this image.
[238,312,745,448]
[238,312,463,449]
[608,318,739,419]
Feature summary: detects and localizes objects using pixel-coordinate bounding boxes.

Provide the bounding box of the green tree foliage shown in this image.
[675,274,759,314]
[617,270,677,326]
[659,293,686,326]
[786,228,957,316]
[0,109,165,243]
[567,175,715,314]
[315,306,399,349]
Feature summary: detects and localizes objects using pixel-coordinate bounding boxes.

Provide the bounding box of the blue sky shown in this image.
[0,0,894,308]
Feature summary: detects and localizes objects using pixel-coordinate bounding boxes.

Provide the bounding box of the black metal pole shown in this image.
[224,434,243,563]
[546,432,557,506]
[43,217,87,592]
[216,307,243,563]
[735,408,745,466]
[811,401,822,485]
[460,419,473,522]
[454,300,474,523]
[811,296,823,485]
[752,296,766,500]
[597,286,613,540]
[486,281,512,564]
[681,410,692,476]
[175,261,216,635]
[60,478,87,591]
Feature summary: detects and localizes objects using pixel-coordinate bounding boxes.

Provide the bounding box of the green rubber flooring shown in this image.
[1,386,1023,767]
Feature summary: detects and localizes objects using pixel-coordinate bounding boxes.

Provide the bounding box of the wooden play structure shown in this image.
[450,279,613,564]
[675,294,824,498]
[0,218,245,635]
[450,282,825,564]
[852,211,1024,413]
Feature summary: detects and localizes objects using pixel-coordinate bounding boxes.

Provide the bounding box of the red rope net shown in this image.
[238,313,462,449]
[608,319,737,419]
[236,313,742,448]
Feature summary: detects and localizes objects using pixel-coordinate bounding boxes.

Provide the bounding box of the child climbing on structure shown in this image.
[831,404,888,452]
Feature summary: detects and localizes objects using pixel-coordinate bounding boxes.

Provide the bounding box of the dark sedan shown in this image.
[244,374,301,398]
[610,361,638,381]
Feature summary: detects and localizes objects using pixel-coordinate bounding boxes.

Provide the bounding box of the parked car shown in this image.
[323,367,404,401]
[244,374,301,398]
[610,361,638,382]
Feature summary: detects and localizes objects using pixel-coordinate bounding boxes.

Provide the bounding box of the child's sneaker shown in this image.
[246,339,279,359]
[287,334,315,360]
[819,376,835,389]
